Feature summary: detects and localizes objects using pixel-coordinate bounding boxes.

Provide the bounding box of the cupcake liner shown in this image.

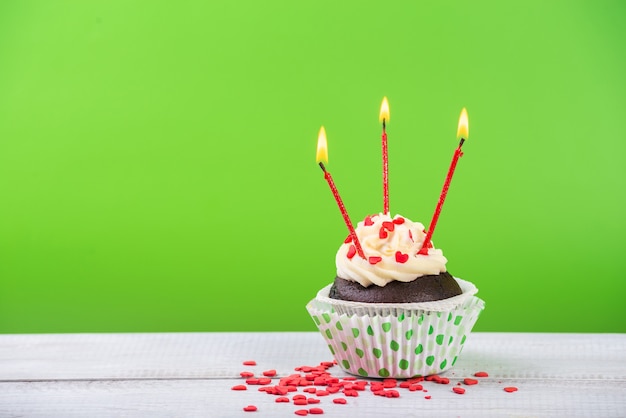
[306,278,485,379]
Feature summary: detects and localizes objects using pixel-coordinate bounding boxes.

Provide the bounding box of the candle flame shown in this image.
[316,126,328,164]
[457,108,469,140]
[379,97,390,123]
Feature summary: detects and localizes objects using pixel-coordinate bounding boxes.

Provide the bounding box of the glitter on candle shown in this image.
[379,97,390,215]
[419,108,469,255]
[316,127,366,259]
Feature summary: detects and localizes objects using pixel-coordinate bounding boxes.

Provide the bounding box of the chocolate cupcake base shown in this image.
[328,271,462,303]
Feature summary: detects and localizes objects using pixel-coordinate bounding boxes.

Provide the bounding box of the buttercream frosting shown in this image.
[336,213,447,287]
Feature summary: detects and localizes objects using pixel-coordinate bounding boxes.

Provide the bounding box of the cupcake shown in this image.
[307,212,484,379]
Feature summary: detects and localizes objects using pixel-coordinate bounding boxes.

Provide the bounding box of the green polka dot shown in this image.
[440,359,447,370]
[328,345,335,355]
[341,342,348,351]
[405,330,413,340]
[336,322,343,331]
[426,355,435,366]
[447,313,453,322]
[437,312,442,318]
[461,335,467,345]
[367,326,374,336]
[390,340,399,351]
[373,348,382,358]
[435,334,444,345]
[399,359,409,370]
[355,348,364,358]
[398,313,405,322]
[448,336,453,345]
[382,322,391,332]
[342,359,351,369]
[418,315,424,325]
[452,356,458,366]
[325,329,333,339]
[358,368,368,377]
[312,316,321,325]
[428,325,434,335]
[415,344,423,355]
[378,368,390,378]
[352,328,360,338]
[322,313,331,323]
[454,315,463,326]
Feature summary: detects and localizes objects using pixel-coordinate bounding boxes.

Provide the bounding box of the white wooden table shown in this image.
[0,332,624,417]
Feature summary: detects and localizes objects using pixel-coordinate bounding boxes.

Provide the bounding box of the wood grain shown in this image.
[0,333,624,417]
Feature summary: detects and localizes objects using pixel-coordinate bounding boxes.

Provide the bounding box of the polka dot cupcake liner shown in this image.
[306,278,485,379]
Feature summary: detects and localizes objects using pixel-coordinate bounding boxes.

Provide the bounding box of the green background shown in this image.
[0,1,624,333]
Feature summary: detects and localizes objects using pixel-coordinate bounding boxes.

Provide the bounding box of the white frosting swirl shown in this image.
[336,213,447,287]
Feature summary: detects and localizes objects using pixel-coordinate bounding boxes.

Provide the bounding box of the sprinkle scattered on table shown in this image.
[234,360,515,413]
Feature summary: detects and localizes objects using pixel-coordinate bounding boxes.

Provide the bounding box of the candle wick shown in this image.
[459,138,465,147]
[318,162,327,172]
[382,119,386,131]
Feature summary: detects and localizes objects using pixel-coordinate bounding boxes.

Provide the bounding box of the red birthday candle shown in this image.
[419,108,469,255]
[380,97,390,215]
[316,127,365,259]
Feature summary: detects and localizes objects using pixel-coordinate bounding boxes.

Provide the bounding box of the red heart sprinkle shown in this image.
[395,251,409,263]
[344,235,352,244]
[309,407,324,414]
[464,378,478,385]
[383,379,397,388]
[364,216,374,226]
[263,370,276,377]
[243,360,256,366]
[333,398,347,404]
[453,387,466,394]
[276,397,290,403]
[295,410,309,416]
[368,256,382,265]
[243,405,257,412]
[382,221,395,231]
[379,228,388,239]
[504,386,518,393]
[294,399,308,406]
[346,245,356,259]
[425,395,431,399]
[231,385,247,390]
[240,371,254,378]
[307,398,320,404]
[474,371,489,377]
[343,389,359,397]
[392,217,405,224]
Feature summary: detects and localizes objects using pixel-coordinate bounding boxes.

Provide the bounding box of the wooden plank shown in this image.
[0,376,624,417]
[1,333,625,381]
